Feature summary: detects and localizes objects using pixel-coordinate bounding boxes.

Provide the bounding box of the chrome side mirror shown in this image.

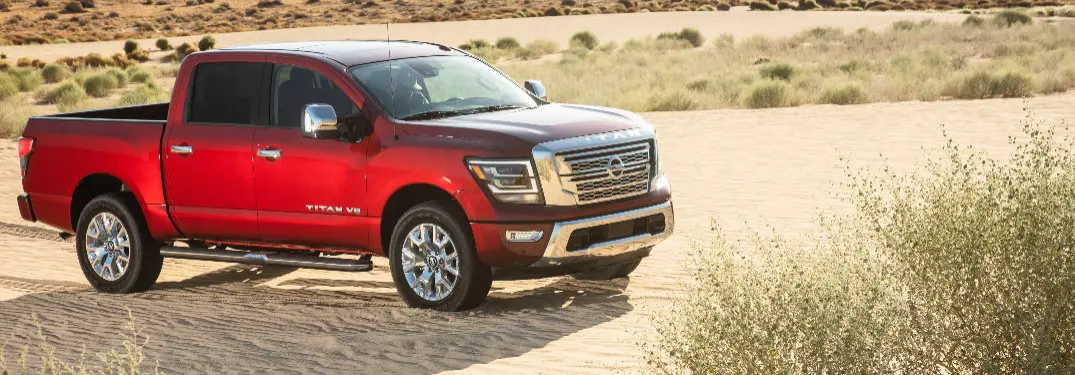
[524,80,547,101]
[302,104,338,140]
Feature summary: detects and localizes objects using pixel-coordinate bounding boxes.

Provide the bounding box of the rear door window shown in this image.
[187,62,269,125]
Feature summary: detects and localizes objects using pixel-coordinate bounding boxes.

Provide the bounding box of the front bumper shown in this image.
[476,201,674,279]
[17,194,36,222]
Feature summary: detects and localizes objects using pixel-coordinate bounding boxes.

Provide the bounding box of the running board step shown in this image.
[160,246,372,272]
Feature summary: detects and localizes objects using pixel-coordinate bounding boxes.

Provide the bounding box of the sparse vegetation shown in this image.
[570,31,600,50]
[124,39,139,55]
[82,72,120,97]
[198,35,216,51]
[37,80,86,107]
[1,312,159,374]
[40,63,69,83]
[657,27,705,47]
[118,82,167,106]
[175,42,199,60]
[499,21,1075,111]
[156,38,172,51]
[645,111,1075,374]
[495,37,521,50]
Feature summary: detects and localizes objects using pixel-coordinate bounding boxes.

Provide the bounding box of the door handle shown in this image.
[257,148,282,161]
[170,145,193,155]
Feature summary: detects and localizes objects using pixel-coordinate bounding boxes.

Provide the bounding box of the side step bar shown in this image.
[159,246,372,272]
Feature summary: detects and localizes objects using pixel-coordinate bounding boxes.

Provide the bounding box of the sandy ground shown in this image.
[0,92,1072,373]
[0,10,970,62]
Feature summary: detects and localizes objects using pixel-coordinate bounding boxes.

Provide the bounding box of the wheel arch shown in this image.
[70,174,139,231]
[379,183,469,255]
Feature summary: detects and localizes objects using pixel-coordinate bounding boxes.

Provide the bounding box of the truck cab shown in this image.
[17,40,674,311]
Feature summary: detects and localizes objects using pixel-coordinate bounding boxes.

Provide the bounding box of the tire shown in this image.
[572,259,643,281]
[388,201,492,311]
[75,193,163,293]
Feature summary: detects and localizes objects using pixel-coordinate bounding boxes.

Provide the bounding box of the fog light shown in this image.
[506,230,543,243]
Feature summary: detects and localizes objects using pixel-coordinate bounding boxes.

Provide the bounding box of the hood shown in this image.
[399,104,650,150]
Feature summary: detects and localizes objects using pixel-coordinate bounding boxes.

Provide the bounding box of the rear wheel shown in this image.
[572,258,643,281]
[388,202,492,311]
[75,193,163,293]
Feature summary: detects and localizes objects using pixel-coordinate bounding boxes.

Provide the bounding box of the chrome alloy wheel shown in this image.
[84,212,131,282]
[401,223,460,302]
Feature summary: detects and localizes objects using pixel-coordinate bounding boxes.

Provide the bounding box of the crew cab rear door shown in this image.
[163,57,271,241]
[252,60,370,248]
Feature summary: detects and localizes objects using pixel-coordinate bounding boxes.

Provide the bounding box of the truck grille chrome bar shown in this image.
[532,128,658,206]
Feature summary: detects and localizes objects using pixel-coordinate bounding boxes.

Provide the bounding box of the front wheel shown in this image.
[388,202,492,311]
[75,193,163,293]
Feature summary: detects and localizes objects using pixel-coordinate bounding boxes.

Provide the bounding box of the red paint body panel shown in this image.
[17,43,670,270]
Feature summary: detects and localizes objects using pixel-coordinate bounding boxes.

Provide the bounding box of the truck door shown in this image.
[253,63,370,248]
[163,61,271,241]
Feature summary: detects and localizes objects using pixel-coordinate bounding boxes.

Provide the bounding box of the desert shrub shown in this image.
[656,27,705,48]
[759,62,795,81]
[495,37,520,50]
[8,68,43,92]
[570,31,600,50]
[950,71,1033,99]
[963,14,985,27]
[516,39,559,59]
[741,80,788,108]
[993,10,1032,27]
[110,53,133,68]
[156,38,172,51]
[0,74,18,101]
[38,80,86,105]
[544,7,564,16]
[174,42,199,60]
[818,83,865,104]
[118,82,167,106]
[798,0,820,10]
[749,1,777,10]
[0,313,156,373]
[0,99,33,138]
[33,0,49,6]
[123,39,139,55]
[647,112,1075,374]
[256,0,282,6]
[62,0,83,13]
[561,0,577,5]
[127,67,153,83]
[717,3,731,10]
[648,91,697,111]
[128,49,150,62]
[103,67,129,87]
[198,35,216,51]
[686,78,712,92]
[80,0,94,7]
[41,63,69,83]
[82,72,119,97]
[466,39,489,49]
[84,53,111,67]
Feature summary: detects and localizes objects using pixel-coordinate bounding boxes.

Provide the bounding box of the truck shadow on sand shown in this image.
[0,264,634,374]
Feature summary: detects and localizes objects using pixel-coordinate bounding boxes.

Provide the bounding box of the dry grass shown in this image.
[645,109,1075,373]
[0,0,742,45]
[499,16,1075,110]
[1,311,159,375]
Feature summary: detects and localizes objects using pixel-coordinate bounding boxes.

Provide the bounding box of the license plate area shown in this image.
[565,213,666,252]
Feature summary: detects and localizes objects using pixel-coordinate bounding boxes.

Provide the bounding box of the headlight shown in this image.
[466,159,543,204]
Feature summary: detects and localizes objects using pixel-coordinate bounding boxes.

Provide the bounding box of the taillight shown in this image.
[17,137,35,178]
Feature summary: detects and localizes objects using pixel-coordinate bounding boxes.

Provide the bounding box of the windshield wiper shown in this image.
[399,105,526,121]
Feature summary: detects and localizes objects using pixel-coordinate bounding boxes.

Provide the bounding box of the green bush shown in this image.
[118,82,166,106]
[0,74,18,101]
[156,38,172,51]
[759,62,795,81]
[38,80,86,105]
[741,80,788,108]
[174,42,199,60]
[570,31,600,50]
[819,83,865,104]
[749,1,777,10]
[127,67,153,83]
[123,39,139,55]
[103,67,129,88]
[82,72,119,97]
[41,63,69,83]
[8,68,44,92]
[648,91,697,111]
[198,35,216,51]
[516,39,559,59]
[62,0,83,13]
[647,112,1075,374]
[656,28,706,48]
[467,39,490,49]
[993,10,1032,27]
[951,71,1033,99]
[495,37,520,50]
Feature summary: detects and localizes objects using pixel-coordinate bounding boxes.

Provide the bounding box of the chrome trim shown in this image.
[170,145,193,155]
[505,230,544,243]
[532,128,657,206]
[532,201,674,267]
[257,149,282,161]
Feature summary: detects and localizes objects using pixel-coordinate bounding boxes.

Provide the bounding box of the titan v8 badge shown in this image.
[307,205,361,215]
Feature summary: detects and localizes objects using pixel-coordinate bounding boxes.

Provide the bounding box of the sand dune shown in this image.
[0,10,969,62]
[1,92,1072,373]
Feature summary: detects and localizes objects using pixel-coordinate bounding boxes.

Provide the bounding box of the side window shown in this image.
[271,65,360,128]
[188,62,267,125]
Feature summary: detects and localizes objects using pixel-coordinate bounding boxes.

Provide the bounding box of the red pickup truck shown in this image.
[16,40,674,311]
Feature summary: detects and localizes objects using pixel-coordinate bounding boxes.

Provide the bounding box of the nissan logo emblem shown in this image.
[607,156,625,178]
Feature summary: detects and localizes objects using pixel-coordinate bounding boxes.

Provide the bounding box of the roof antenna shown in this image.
[386,22,398,140]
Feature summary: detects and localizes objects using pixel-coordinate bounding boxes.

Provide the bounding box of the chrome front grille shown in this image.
[557,141,653,205]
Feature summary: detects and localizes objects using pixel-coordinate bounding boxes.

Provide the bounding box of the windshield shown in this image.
[349,55,539,120]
